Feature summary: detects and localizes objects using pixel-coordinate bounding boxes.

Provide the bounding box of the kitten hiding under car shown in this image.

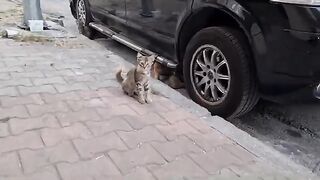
[116,53,155,104]
[152,62,185,89]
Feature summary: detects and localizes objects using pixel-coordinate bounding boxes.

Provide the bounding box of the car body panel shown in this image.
[88,0,126,30]
[122,0,193,60]
[89,0,126,18]
[241,2,320,94]
[69,0,320,98]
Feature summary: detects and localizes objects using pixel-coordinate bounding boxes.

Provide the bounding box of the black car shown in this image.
[69,0,320,118]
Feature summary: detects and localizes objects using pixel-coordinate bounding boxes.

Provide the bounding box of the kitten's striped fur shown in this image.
[116,53,155,104]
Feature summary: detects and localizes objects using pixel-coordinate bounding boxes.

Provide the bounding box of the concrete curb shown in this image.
[150,73,317,178]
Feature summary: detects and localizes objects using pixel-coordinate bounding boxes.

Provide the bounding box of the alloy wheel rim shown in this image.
[77,0,86,24]
[190,44,231,105]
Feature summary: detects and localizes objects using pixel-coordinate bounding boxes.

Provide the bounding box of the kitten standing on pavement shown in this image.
[116,53,155,104]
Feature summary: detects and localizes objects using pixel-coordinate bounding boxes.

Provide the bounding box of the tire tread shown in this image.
[215,27,259,118]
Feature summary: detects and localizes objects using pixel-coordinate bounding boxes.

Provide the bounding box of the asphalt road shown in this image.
[42,0,320,175]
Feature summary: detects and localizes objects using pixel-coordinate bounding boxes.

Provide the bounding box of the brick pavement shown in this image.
[0,37,314,180]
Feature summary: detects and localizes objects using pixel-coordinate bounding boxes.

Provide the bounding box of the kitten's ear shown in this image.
[148,55,156,63]
[137,52,143,60]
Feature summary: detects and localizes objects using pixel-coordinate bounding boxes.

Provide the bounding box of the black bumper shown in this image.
[253,4,320,96]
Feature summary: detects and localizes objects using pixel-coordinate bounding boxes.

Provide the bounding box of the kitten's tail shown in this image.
[116,68,124,83]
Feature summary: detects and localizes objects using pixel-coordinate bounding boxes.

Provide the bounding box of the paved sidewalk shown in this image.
[0,35,315,180]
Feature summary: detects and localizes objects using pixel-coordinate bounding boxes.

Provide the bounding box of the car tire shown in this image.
[76,0,96,39]
[183,27,259,118]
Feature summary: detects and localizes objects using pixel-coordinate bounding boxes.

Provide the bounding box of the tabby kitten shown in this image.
[152,62,185,89]
[151,61,172,80]
[116,53,155,104]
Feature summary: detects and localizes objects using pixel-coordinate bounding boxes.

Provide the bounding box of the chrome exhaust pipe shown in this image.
[89,22,178,69]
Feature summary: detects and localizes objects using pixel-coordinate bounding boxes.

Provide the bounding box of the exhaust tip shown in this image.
[314,84,320,100]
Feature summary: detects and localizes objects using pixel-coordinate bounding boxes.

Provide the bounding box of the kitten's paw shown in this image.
[146,97,152,104]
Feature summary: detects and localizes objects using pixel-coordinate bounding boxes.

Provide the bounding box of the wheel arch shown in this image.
[176,1,266,75]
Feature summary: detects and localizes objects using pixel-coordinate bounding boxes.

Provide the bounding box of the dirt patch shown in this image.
[0,1,23,27]
[54,38,90,49]
[0,0,86,47]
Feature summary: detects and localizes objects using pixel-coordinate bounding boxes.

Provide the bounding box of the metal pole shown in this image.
[21,0,45,29]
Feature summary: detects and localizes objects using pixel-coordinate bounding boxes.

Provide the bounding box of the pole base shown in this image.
[18,21,49,31]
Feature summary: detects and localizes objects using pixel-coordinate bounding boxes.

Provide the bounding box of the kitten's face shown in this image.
[136,53,155,75]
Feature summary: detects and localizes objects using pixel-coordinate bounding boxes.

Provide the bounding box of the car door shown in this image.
[124,0,191,60]
[89,0,126,25]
